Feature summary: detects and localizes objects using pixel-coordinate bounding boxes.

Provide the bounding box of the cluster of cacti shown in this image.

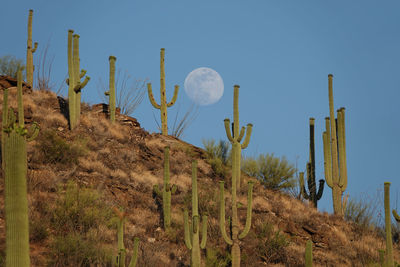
[154,146,177,229]
[147,48,179,136]
[66,29,90,130]
[105,55,117,123]
[113,208,140,267]
[3,68,39,266]
[26,9,38,85]
[300,118,325,208]
[322,74,348,216]
[305,240,313,267]
[220,84,254,267]
[183,160,208,267]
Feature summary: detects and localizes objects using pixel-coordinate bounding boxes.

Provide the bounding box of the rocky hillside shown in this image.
[0,75,399,266]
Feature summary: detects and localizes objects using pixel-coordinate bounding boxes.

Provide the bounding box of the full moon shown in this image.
[184,67,224,106]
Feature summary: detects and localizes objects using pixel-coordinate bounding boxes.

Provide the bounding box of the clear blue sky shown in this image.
[2,0,400,215]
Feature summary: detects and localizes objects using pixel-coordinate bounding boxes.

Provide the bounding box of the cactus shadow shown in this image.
[152,191,164,227]
[57,96,70,125]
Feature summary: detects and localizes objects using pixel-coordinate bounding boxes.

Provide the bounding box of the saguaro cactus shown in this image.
[184,161,207,267]
[384,182,394,267]
[300,118,325,208]
[147,48,179,136]
[322,74,347,216]
[114,208,140,267]
[224,85,253,189]
[67,29,90,130]
[154,146,177,229]
[305,240,313,267]
[105,56,117,123]
[3,68,39,266]
[26,9,38,85]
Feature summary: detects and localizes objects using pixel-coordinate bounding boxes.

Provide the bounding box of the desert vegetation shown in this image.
[1,8,400,267]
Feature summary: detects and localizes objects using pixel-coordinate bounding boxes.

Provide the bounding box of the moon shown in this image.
[184,67,224,106]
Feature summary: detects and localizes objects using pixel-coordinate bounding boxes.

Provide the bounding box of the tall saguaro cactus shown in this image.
[300,118,325,208]
[26,9,38,85]
[105,56,117,123]
[224,85,253,189]
[147,48,179,135]
[322,74,347,216]
[184,160,208,267]
[3,68,39,267]
[114,208,140,267]
[384,182,394,267]
[67,29,90,130]
[154,146,177,229]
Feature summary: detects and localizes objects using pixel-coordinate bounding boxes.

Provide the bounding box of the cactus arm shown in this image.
[32,42,38,53]
[184,209,193,250]
[239,181,254,239]
[305,240,313,267]
[153,184,162,197]
[147,83,161,109]
[128,237,140,267]
[80,69,87,78]
[316,180,325,200]
[26,122,40,142]
[393,209,400,223]
[17,69,24,127]
[219,181,233,245]
[236,126,246,143]
[171,184,177,194]
[200,214,208,249]
[167,85,179,107]
[241,123,253,149]
[104,91,110,96]
[337,108,347,190]
[299,172,310,200]
[224,119,234,143]
[74,76,90,93]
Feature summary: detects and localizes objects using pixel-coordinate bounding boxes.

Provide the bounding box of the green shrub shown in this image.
[205,246,231,267]
[255,222,290,264]
[242,153,296,191]
[202,139,230,178]
[0,55,25,79]
[344,193,381,232]
[35,130,86,166]
[49,181,114,266]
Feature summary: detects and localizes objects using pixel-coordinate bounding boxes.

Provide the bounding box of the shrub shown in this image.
[255,222,290,264]
[48,181,114,266]
[242,153,296,191]
[35,130,86,166]
[0,55,25,79]
[205,246,231,267]
[202,139,231,178]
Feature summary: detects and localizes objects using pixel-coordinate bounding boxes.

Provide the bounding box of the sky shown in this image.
[1,0,400,216]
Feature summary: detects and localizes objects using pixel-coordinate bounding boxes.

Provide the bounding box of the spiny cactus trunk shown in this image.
[108,56,117,123]
[67,30,76,129]
[26,9,38,85]
[4,131,30,267]
[305,240,313,267]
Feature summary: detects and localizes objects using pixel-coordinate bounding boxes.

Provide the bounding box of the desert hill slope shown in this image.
[0,76,398,266]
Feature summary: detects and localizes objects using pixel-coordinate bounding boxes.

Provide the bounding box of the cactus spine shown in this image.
[154,146,177,229]
[26,9,38,85]
[322,74,347,216]
[147,48,179,135]
[114,208,140,267]
[384,182,394,267]
[3,68,39,266]
[305,240,313,267]
[105,56,117,123]
[184,160,207,267]
[300,118,325,208]
[224,85,253,190]
[67,30,90,130]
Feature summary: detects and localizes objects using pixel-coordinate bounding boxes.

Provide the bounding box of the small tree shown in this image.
[0,55,25,79]
[242,153,296,191]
